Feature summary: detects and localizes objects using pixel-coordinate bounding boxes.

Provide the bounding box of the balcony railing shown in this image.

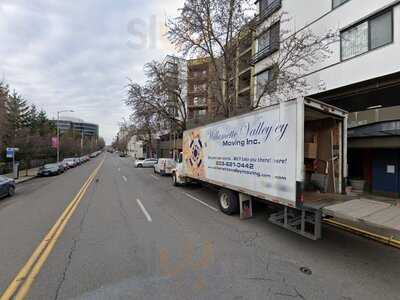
[257,0,282,23]
[249,41,279,65]
[188,99,207,108]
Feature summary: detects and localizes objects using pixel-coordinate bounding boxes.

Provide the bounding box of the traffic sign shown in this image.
[6,148,14,158]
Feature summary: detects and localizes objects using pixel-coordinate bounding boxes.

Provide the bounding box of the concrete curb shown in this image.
[323,218,400,249]
[15,176,37,185]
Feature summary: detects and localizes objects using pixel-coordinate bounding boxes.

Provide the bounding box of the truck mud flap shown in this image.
[269,207,322,240]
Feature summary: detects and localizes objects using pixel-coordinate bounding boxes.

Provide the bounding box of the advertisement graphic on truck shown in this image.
[182,101,298,206]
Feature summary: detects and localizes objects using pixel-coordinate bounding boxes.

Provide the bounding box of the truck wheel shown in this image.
[218,189,239,215]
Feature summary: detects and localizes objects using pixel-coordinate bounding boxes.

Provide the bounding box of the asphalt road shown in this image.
[0,153,399,300]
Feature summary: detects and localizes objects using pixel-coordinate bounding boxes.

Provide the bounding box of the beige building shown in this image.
[186,27,256,128]
[186,58,213,128]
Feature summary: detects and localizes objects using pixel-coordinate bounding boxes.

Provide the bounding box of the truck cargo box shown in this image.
[176,97,348,209]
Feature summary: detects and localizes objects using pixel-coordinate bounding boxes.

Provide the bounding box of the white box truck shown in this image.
[172,97,348,239]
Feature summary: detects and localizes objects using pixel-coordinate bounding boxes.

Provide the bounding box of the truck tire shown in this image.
[218,189,239,215]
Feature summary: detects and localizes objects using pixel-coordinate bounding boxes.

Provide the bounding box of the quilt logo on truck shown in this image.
[183,129,206,177]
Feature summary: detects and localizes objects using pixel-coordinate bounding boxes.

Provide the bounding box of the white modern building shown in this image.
[252,0,400,196]
[54,117,99,138]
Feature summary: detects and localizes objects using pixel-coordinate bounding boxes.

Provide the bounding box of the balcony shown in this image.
[249,41,279,65]
[188,97,207,108]
[257,0,281,23]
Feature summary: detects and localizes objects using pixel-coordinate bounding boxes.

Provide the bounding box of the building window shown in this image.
[370,11,393,49]
[341,22,368,60]
[193,109,207,118]
[249,22,280,66]
[332,0,350,9]
[256,69,276,99]
[258,30,271,51]
[193,96,206,106]
[192,69,207,77]
[341,9,393,60]
[258,0,281,22]
[259,0,272,12]
[193,83,207,92]
[258,22,280,52]
[250,22,280,65]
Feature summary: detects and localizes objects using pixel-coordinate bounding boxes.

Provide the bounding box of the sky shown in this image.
[0,0,183,144]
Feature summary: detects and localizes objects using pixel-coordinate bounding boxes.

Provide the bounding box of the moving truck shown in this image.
[172,97,348,240]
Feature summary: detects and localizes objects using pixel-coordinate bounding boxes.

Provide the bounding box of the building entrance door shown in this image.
[372,149,400,196]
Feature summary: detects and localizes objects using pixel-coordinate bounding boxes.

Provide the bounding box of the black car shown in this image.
[37,164,62,176]
[0,175,16,199]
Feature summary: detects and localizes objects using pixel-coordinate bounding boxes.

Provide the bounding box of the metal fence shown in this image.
[0,158,54,175]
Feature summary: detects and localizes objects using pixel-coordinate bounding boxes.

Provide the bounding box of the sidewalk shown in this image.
[363,193,400,206]
[4,167,39,184]
[323,193,400,242]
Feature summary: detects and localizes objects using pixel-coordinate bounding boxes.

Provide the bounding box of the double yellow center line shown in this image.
[1,159,104,300]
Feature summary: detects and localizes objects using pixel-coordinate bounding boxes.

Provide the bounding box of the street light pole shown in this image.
[57,111,60,163]
[56,110,74,163]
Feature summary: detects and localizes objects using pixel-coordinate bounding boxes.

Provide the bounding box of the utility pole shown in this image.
[81,128,84,155]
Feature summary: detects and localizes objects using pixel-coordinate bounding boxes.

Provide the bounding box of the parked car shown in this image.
[0,175,16,199]
[154,158,176,175]
[59,161,69,170]
[134,158,158,168]
[63,158,77,168]
[37,164,63,176]
[90,152,98,158]
[119,152,128,157]
[58,162,66,173]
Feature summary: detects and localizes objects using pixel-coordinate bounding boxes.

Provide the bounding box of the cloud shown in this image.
[0,0,184,144]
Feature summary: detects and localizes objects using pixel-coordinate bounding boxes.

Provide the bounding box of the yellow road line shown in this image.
[323,218,400,249]
[1,159,104,300]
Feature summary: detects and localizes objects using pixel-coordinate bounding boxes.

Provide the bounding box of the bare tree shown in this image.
[125,60,187,133]
[123,96,159,156]
[167,0,255,118]
[145,60,188,130]
[253,13,339,108]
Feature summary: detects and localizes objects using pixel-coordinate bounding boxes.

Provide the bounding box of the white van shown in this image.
[154,158,176,176]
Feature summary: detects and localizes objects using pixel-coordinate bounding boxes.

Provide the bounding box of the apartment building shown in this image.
[186,57,213,128]
[127,135,144,159]
[186,30,256,128]
[253,0,400,196]
[163,55,188,122]
[232,26,256,115]
[161,55,187,158]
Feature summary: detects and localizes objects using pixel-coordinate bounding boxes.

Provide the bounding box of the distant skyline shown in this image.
[0,0,183,144]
